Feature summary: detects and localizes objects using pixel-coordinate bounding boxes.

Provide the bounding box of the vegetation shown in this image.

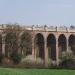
[4,24,20,57]
[59,50,75,69]
[10,52,22,64]
[20,31,32,57]
[20,55,44,68]
[0,24,32,66]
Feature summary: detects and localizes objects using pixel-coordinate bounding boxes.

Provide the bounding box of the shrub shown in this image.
[21,55,35,65]
[59,59,75,69]
[35,58,44,65]
[20,55,44,68]
[61,50,74,61]
[59,50,75,69]
[10,52,22,64]
[47,58,52,67]
[51,60,57,67]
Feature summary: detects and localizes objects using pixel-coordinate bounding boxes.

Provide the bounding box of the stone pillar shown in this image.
[32,33,35,59]
[56,37,59,66]
[44,36,48,67]
[2,34,6,55]
[66,36,69,51]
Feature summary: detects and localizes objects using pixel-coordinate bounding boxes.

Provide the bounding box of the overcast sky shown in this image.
[0,0,75,26]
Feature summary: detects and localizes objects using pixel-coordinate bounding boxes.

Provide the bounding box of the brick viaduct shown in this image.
[0,25,75,66]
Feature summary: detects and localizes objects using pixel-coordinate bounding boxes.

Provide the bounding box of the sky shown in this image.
[0,0,75,26]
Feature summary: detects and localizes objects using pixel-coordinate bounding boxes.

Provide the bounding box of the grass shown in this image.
[0,68,75,75]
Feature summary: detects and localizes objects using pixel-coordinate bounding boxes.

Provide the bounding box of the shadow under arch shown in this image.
[58,34,67,51]
[69,34,75,54]
[35,33,44,59]
[58,34,67,58]
[47,34,56,60]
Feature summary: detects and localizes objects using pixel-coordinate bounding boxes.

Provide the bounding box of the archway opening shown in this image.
[69,35,75,54]
[5,32,17,57]
[47,34,56,60]
[20,32,32,56]
[58,34,66,58]
[35,33,44,59]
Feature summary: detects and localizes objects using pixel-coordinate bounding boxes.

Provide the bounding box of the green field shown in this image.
[0,68,75,75]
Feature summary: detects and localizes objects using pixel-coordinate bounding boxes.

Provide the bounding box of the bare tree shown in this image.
[20,30,32,57]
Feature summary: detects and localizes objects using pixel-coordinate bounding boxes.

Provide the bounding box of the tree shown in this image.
[20,30,32,57]
[3,24,32,63]
[4,24,20,57]
[5,32,17,57]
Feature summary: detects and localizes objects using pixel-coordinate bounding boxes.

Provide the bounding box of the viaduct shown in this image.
[0,25,75,66]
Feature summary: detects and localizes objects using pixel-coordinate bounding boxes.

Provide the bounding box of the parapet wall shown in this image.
[24,25,75,32]
[0,24,75,32]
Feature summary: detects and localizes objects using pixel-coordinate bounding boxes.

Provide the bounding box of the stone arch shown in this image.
[58,34,67,58]
[69,34,75,54]
[20,31,32,56]
[58,34,67,51]
[47,34,56,60]
[35,33,44,59]
[5,32,17,57]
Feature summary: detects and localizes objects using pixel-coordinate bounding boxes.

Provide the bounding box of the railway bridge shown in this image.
[0,25,75,66]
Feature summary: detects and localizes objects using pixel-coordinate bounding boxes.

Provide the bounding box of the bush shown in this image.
[35,58,44,65]
[51,60,57,67]
[10,52,22,64]
[20,55,44,68]
[61,50,74,61]
[59,59,75,69]
[59,50,75,69]
[21,55,35,65]
[47,58,52,67]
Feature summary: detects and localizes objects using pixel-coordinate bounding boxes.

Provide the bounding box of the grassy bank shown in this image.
[0,68,75,75]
